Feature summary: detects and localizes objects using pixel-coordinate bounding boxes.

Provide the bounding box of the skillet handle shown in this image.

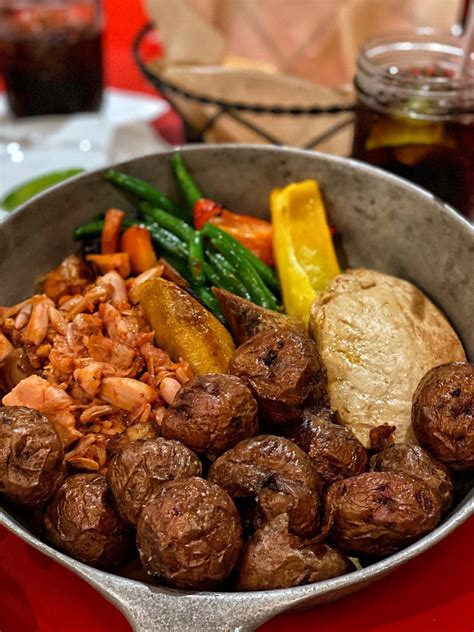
[90,573,291,632]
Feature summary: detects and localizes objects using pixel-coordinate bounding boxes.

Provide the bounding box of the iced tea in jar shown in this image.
[352,32,474,220]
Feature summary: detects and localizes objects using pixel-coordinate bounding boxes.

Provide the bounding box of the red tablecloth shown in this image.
[1,1,473,630]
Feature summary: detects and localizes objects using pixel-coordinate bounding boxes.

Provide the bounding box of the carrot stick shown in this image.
[120,225,158,274]
[101,208,125,254]
[86,253,131,278]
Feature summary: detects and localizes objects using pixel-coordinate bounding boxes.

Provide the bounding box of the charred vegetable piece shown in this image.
[137,277,235,374]
[271,179,339,324]
[0,406,65,507]
[120,225,158,274]
[412,361,474,471]
[213,287,304,345]
[105,169,189,220]
[202,222,279,292]
[101,208,125,254]
[137,477,242,589]
[170,153,203,211]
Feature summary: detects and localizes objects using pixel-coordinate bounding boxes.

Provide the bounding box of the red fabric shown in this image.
[0,519,473,632]
[102,0,183,144]
[0,2,473,630]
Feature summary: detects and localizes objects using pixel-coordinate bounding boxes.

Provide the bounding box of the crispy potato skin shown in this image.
[229,328,328,427]
[310,269,466,447]
[370,444,454,514]
[161,374,258,459]
[0,406,65,507]
[213,287,304,345]
[44,474,133,567]
[235,513,353,591]
[137,477,242,590]
[412,362,474,471]
[138,277,235,374]
[107,438,202,526]
[286,409,368,486]
[0,348,36,395]
[324,472,442,556]
[208,435,321,537]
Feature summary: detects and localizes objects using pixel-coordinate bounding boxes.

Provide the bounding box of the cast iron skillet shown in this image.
[0,145,472,632]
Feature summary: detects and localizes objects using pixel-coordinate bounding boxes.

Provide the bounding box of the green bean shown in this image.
[162,254,194,285]
[74,217,135,240]
[209,238,278,310]
[147,223,189,260]
[201,222,279,291]
[139,201,194,242]
[188,230,206,286]
[191,285,226,324]
[202,261,222,288]
[74,219,105,240]
[205,250,252,301]
[105,169,190,221]
[170,153,203,211]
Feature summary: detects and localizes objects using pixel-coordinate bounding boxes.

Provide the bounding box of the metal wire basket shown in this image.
[133,22,355,148]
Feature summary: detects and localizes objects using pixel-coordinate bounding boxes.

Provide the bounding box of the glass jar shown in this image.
[352,31,474,220]
[0,0,104,117]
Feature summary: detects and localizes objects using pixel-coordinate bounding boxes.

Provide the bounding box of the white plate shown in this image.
[0,88,170,215]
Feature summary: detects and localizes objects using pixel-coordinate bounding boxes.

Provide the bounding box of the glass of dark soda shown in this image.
[0,0,103,117]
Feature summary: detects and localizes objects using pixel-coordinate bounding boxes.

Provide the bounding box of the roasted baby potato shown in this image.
[138,277,235,374]
[370,444,454,514]
[208,435,321,537]
[137,477,242,590]
[412,362,474,471]
[212,287,304,345]
[324,472,442,557]
[286,408,368,486]
[44,474,133,567]
[107,438,202,526]
[161,374,258,460]
[0,406,65,507]
[229,327,328,427]
[235,513,353,591]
